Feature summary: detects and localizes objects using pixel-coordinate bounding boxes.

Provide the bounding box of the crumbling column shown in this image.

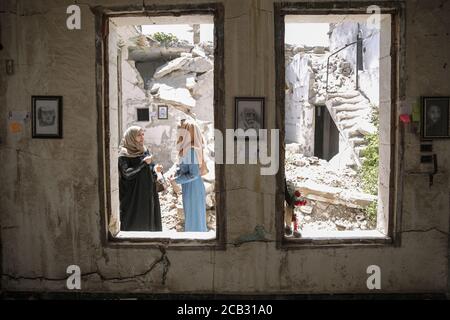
[192,24,200,45]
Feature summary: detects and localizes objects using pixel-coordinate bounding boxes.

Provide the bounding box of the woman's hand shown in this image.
[155,164,163,173]
[143,155,153,164]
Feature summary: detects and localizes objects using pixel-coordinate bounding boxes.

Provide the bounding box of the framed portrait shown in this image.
[235,97,265,137]
[158,105,168,120]
[32,96,63,139]
[421,96,450,139]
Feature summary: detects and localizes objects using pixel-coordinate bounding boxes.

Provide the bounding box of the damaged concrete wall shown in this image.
[0,0,449,295]
[329,19,384,105]
[285,53,315,154]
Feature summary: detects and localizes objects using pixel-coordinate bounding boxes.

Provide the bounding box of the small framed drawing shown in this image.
[235,97,265,138]
[421,96,450,139]
[32,96,63,139]
[158,105,168,120]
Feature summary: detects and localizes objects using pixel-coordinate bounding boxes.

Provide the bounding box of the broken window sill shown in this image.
[115,230,216,240]
[105,230,226,250]
[283,230,391,247]
[106,230,221,249]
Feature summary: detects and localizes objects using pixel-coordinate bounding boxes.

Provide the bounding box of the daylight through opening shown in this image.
[283,14,392,239]
[107,15,217,240]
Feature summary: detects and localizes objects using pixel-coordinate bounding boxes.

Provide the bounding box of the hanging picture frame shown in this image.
[32,96,63,139]
[235,97,265,139]
[158,105,168,120]
[421,96,450,139]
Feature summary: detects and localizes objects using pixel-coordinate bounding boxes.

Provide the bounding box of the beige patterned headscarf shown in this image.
[177,120,209,176]
[118,126,148,157]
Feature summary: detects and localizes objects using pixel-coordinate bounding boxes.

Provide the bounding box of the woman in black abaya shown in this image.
[118,126,163,231]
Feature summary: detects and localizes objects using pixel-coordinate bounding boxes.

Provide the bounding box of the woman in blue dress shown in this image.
[171,120,209,232]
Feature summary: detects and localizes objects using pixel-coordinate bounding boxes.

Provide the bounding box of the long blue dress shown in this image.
[175,148,207,232]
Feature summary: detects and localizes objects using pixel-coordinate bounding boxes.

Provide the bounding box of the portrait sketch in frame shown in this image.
[32,96,63,139]
[158,105,168,120]
[421,96,450,139]
[235,97,265,138]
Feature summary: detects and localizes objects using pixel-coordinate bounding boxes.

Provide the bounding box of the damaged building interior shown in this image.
[1,0,450,301]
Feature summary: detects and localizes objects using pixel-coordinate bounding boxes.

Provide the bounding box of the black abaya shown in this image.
[118,151,162,231]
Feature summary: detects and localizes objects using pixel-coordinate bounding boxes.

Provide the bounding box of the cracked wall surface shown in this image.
[0,0,450,295]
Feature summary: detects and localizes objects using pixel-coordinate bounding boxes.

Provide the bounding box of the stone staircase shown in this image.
[285,50,378,168]
[325,90,376,167]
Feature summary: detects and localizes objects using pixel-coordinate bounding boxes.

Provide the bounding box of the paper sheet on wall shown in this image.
[8,111,30,122]
[7,111,30,135]
[412,101,421,123]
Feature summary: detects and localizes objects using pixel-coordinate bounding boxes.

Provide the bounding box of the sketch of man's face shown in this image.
[241,107,259,130]
[158,106,167,119]
[38,107,56,127]
[427,105,441,124]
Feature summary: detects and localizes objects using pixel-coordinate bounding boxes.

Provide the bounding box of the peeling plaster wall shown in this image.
[0,0,450,295]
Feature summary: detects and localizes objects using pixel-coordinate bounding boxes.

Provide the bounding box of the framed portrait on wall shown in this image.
[158,105,168,120]
[235,97,265,137]
[421,96,450,139]
[32,96,63,139]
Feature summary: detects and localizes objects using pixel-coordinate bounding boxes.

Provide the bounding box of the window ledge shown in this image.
[105,230,222,249]
[115,230,216,241]
[283,230,392,247]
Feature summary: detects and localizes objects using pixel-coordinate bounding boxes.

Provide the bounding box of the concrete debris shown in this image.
[156,84,196,108]
[192,46,207,58]
[153,56,190,79]
[298,181,377,209]
[197,41,214,57]
[285,144,377,232]
[153,55,213,80]
[182,57,214,74]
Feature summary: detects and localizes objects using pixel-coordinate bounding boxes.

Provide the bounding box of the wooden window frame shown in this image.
[274,1,406,249]
[94,3,226,250]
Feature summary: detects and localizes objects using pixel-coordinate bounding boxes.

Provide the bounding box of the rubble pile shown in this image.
[285,144,360,190]
[285,143,377,232]
[147,43,214,120]
[310,54,358,105]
